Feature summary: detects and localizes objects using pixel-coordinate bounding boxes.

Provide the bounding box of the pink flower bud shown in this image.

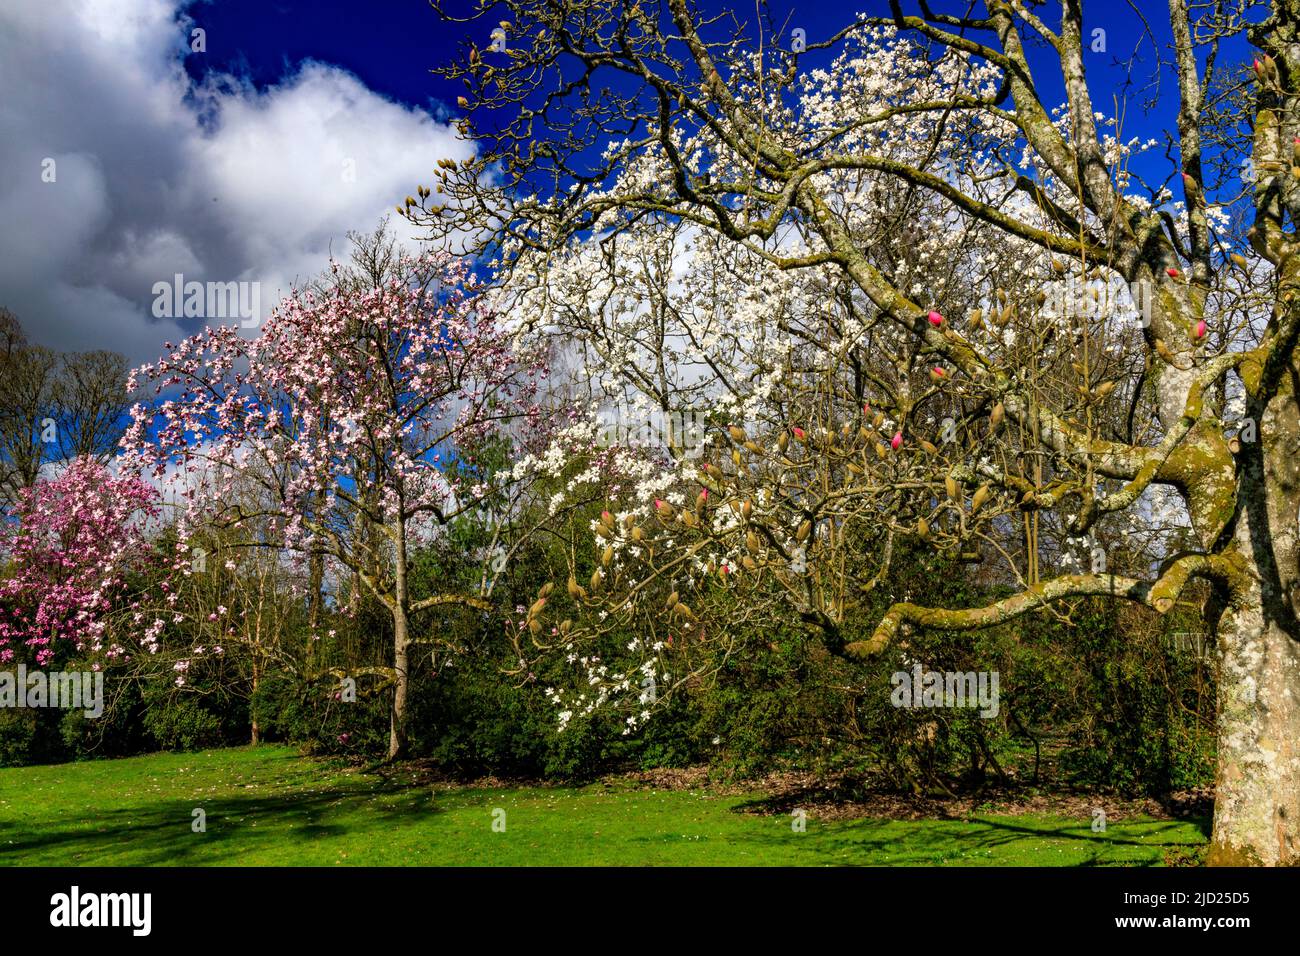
[792,426,806,439]
[927,311,944,327]
[1167,267,1180,278]
[891,431,903,451]
[1194,320,1207,339]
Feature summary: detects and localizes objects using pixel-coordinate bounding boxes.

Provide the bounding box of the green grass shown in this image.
[0,746,1208,866]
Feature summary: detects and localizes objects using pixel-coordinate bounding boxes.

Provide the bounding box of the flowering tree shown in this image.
[0,456,166,667]
[122,249,547,758]
[413,0,1300,864]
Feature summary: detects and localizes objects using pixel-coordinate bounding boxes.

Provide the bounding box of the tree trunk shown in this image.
[1209,578,1300,865]
[388,604,410,761]
[388,522,411,762]
[250,656,260,746]
[1208,382,1300,866]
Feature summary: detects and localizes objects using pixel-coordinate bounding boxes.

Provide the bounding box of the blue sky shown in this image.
[0,0,1257,366]
[181,0,466,112]
[182,0,1243,123]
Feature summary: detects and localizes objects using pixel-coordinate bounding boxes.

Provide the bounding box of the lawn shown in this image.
[0,746,1208,866]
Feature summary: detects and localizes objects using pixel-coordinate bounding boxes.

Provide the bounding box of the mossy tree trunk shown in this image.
[1207,360,1300,865]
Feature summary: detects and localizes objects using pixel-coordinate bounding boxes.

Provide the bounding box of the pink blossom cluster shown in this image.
[120,251,547,573]
[0,457,164,665]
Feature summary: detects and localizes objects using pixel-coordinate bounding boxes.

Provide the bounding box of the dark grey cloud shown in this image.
[0,0,471,365]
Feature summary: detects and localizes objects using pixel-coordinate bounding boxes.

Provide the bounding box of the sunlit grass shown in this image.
[0,746,1208,866]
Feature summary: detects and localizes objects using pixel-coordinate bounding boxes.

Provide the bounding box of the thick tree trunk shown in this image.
[1209,580,1300,865]
[1209,381,1300,866]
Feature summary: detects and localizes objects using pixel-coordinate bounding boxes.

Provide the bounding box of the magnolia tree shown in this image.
[122,249,548,758]
[0,456,168,667]
[412,0,1300,864]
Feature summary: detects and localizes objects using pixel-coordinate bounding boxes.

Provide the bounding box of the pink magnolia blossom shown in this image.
[121,252,545,586]
[0,457,165,665]
[120,252,547,754]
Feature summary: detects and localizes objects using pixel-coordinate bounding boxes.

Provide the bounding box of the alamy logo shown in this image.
[890,664,999,718]
[595,404,706,458]
[0,666,103,718]
[1041,276,1154,327]
[49,886,151,936]
[152,273,261,327]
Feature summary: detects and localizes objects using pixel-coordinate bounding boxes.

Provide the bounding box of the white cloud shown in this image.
[0,0,471,362]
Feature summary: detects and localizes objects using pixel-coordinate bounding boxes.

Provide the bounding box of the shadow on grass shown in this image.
[0,771,444,866]
[704,809,1209,867]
